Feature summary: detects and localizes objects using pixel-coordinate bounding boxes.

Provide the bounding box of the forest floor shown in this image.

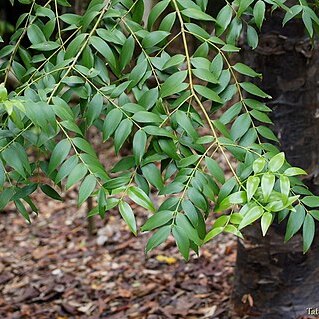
[0,188,237,319]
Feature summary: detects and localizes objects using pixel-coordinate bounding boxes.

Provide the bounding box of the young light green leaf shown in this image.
[284,167,307,176]
[280,175,290,197]
[253,157,266,173]
[269,152,285,172]
[247,176,260,201]
[239,206,264,229]
[261,173,275,201]
[261,212,273,236]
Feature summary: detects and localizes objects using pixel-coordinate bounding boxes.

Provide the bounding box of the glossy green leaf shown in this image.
[119,201,137,235]
[78,175,96,206]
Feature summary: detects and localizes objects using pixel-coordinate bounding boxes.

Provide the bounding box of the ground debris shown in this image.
[0,190,236,318]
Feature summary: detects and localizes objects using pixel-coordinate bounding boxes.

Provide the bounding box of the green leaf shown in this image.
[133,129,147,165]
[256,126,279,142]
[90,36,117,70]
[194,85,223,103]
[233,63,261,77]
[2,147,26,179]
[302,196,319,208]
[181,8,214,21]
[192,68,219,84]
[66,163,88,190]
[114,119,133,154]
[163,54,185,69]
[160,71,188,98]
[0,83,8,102]
[250,110,272,124]
[253,0,266,29]
[176,213,202,246]
[303,214,315,253]
[15,199,30,223]
[55,156,78,184]
[261,212,273,236]
[78,175,96,206]
[246,176,260,201]
[238,206,263,229]
[120,36,135,70]
[280,175,290,197]
[238,0,254,17]
[141,210,173,231]
[247,25,259,49]
[0,188,15,211]
[284,167,307,176]
[217,191,247,212]
[240,82,271,98]
[176,110,199,140]
[230,113,251,141]
[205,157,225,184]
[172,226,190,261]
[283,5,302,25]
[204,227,224,242]
[27,24,46,45]
[86,93,103,127]
[285,205,305,242]
[147,0,170,30]
[142,31,169,48]
[269,152,285,172]
[128,186,155,212]
[261,173,275,201]
[73,137,96,157]
[40,185,62,201]
[302,10,313,38]
[119,201,137,235]
[48,139,71,175]
[132,111,162,123]
[188,187,207,211]
[142,163,164,190]
[103,108,123,141]
[0,163,4,187]
[216,5,233,35]
[145,226,171,253]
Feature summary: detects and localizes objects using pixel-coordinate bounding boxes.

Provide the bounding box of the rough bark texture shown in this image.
[232,7,319,319]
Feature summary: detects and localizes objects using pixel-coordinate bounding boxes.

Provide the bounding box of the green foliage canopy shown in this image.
[1,0,319,259]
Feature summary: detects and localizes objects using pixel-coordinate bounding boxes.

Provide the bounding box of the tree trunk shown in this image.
[232,7,319,319]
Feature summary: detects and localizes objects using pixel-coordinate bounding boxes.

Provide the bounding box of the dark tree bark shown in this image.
[232,6,319,319]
